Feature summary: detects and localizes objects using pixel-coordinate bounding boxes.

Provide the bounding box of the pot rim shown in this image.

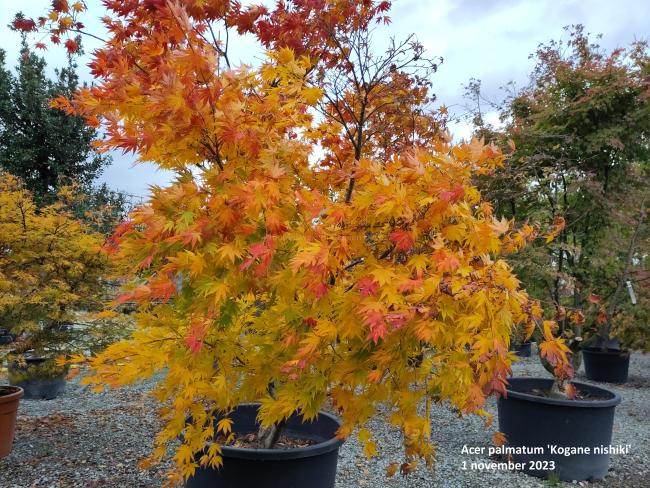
[216,403,344,461]
[582,347,630,357]
[504,377,621,408]
[0,385,24,403]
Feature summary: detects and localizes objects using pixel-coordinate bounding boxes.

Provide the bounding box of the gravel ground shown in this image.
[1,349,648,488]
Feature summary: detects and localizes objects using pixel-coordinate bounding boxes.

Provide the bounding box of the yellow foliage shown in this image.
[0,173,108,349]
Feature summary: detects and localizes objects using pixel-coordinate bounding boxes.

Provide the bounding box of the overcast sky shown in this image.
[1,0,648,197]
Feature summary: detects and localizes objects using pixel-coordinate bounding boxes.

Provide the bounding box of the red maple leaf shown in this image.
[357,276,380,297]
[397,278,423,293]
[439,184,465,203]
[588,293,602,304]
[185,321,208,354]
[389,229,415,252]
[386,312,408,330]
[303,317,317,327]
[363,309,387,343]
[149,278,177,301]
[240,238,275,275]
[308,281,329,299]
[12,18,37,32]
[432,249,460,272]
[64,38,79,54]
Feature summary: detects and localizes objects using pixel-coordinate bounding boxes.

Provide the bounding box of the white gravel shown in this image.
[1,349,648,487]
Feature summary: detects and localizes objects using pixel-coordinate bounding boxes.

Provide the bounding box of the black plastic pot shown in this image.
[0,335,14,345]
[582,348,630,384]
[186,404,344,488]
[8,357,66,400]
[497,377,621,482]
[511,342,532,357]
[0,328,15,345]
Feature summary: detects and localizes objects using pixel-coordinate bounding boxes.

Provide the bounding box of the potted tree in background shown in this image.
[0,172,108,399]
[18,1,574,486]
[471,26,650,376]
[466,28,648,481]
[580,190,648,383]
[497,326,622,482]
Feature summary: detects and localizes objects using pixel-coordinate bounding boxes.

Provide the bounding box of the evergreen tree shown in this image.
[0,36,110,205]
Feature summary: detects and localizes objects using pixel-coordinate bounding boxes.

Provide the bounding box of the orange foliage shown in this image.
[15,0,573,482]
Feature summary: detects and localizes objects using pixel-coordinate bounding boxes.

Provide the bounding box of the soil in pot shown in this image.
[8,357,67,400]
[497,377,621,482]
[0,386,24,457]
[582,347,630,383]
[186,403,344,488]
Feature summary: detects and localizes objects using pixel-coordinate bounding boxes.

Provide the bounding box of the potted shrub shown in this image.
[20,1,573,486]
[578,193,648,384]
[471,27,649,387]
[0,173,108,399]
[7,354,69,401]
[497,376,621,481]
[580,304,632,384]
[497,320,622,481]
[489,30,647,481]
[0,385,24,458]
[0,328,16,345]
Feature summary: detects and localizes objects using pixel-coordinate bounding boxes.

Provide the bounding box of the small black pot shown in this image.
[497,377,620,482]
[186,404,344,488]
[0,328,15,345]
[582,347,630,383]
[8,357,67,400]
[511,342,532,357]
[0,335,14,345]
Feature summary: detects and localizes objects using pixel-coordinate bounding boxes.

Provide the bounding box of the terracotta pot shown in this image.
[0,385,24,457]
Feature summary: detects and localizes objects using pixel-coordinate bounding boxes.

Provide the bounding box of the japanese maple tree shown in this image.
[0,172,107,353]
[468,27,650,354]
[17,0,572,483]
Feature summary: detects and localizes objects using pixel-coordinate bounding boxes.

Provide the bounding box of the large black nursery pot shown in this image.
[497,377,621,482]
[186,404,344,488]
[8,357,67,400]
[582,347,630,383]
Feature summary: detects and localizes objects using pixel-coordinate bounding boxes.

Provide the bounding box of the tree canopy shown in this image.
[471,26,650,350]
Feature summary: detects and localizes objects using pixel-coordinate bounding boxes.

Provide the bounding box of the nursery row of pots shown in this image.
[191,347,630,487]
[0,328,16,345]
[187,374,624,486]
[0,348,630,486]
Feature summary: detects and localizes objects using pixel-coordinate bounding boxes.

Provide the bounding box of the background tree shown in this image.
[470,26,650,350]
[0,27,112,207]
[0,172,108,354]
